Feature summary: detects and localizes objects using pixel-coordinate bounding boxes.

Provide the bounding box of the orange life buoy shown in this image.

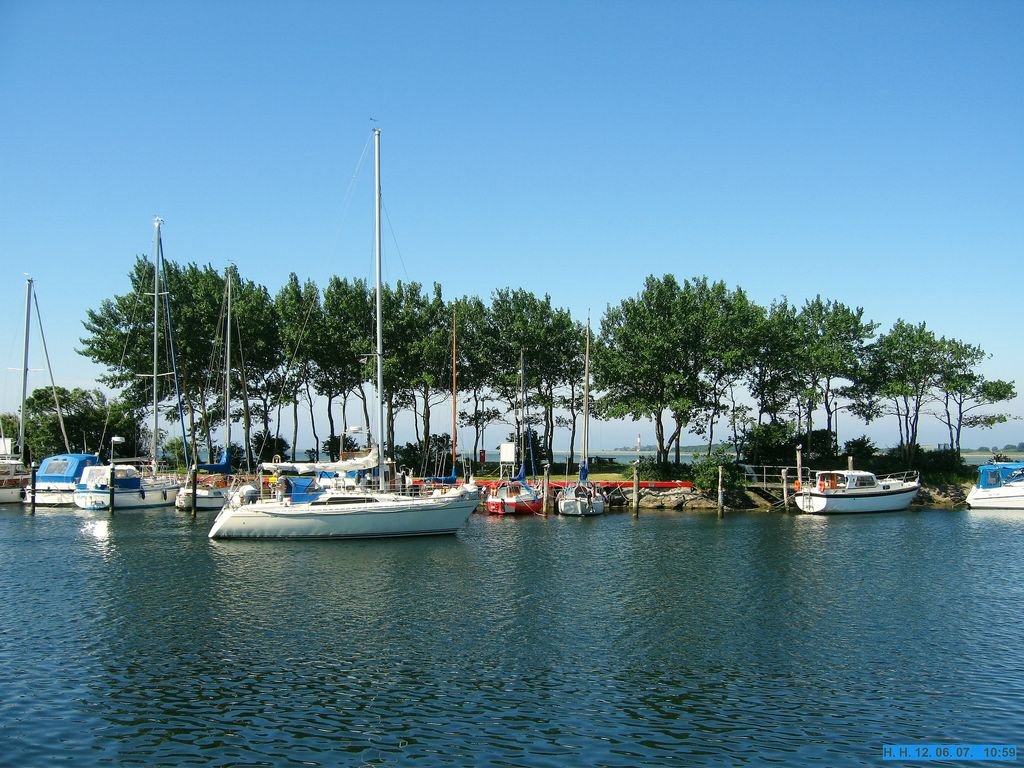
[794,479,801,492]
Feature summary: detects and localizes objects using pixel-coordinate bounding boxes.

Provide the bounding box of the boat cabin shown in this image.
[815,470,880,492]
[975,462,1024,490]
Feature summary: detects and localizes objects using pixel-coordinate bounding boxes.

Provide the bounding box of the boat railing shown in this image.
[742,464,813,490]
[876,469,920,484]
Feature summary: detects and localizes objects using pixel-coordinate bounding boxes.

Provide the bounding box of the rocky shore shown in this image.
[606,481,973,511]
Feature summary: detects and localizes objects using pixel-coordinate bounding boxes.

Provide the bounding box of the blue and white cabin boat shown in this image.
[24,453,101,506]
[966,462,1024,509]
[73,464,179,511]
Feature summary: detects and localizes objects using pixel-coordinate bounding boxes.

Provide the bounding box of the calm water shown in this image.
[1,504,1021,766]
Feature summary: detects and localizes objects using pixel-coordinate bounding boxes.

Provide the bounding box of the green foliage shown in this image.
[690,447,745,496]
[739,421,800,466]
[625,456,693,482]
[842,435,878,465]
[392,433,454,478]
[75,255,1014,472]
[251,431,289,463]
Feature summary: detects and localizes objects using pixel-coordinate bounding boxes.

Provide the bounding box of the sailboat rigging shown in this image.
[209,128,480,539]
[557,318,605,516]
[73,218,183,511]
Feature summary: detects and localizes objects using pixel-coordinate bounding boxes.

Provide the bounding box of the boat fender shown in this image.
[794,479,801,492]
[140,490,146,499]
[163,490,168,500]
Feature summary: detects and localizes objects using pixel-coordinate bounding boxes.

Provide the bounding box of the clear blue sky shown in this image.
[2,0,1022,453]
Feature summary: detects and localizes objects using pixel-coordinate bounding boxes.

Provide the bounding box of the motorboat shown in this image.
[794,469,919,514]
[23,453,100,506]
[966,462,1024,509]
[73,464,180,510]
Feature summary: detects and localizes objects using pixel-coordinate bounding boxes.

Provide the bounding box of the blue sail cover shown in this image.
[36,453,100,484]
[425,469,457,484]
[197,457,231,475]
[579,461,589,483]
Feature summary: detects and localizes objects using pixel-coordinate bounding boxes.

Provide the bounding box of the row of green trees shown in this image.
[7,261,1015,473]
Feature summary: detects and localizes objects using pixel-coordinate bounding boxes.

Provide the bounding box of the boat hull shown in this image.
[556,498,605,516]
[209,491,480,539]
[965,485,1024,510]
[556,482,606,516]
[795,485,919,514]
[485,497,542,515]
[21,486,77,506]
[175,486,229,511]
[73,480,180,511]
[0,486,26,504]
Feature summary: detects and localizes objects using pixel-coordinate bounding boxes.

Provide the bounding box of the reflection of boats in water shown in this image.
[966,462,1024,509]
[794,469,919,514]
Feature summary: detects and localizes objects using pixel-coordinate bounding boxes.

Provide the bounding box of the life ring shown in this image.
[794,479,801,492]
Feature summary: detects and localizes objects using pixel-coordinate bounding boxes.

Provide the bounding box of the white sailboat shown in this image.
[557,319,605,516]
[209,129,480,539]
[74,219,181,511]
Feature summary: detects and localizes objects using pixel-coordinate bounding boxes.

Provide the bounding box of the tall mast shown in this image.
[582,318,591,479]
[374,128,385,490]
[225,265,232,463]
[18,277,32,464]
[152,217,162,478]
[451,311,457,474]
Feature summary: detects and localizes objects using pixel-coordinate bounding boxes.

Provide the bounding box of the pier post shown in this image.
[29,462,37,515]
[542,465,550,516]
[717,465,724,518]
[108,463,115,515]
[848,455,854,471]
[632,463,640,517]
[190,467,198,518]
[782,468,789,509]
[796,445,803,495]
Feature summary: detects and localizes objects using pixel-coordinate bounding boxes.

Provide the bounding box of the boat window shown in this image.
[312,496,380,505]
[986,469,1002,487]
[45,460,70,474]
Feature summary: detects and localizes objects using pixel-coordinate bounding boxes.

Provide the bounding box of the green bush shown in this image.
[690,447,746,497]
[623,456,692,482]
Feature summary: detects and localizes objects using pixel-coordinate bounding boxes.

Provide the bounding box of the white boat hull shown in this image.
[965,485,1024,510]
[0,486,26,504]
[209,490,480,539]
[73,480,180,511]
[22,485,77,506]
[795,485,919,514]
[557,496,606,516]
[175,486,229,511]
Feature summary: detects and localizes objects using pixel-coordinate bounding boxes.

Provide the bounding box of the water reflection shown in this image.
[0,507,1021,765]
